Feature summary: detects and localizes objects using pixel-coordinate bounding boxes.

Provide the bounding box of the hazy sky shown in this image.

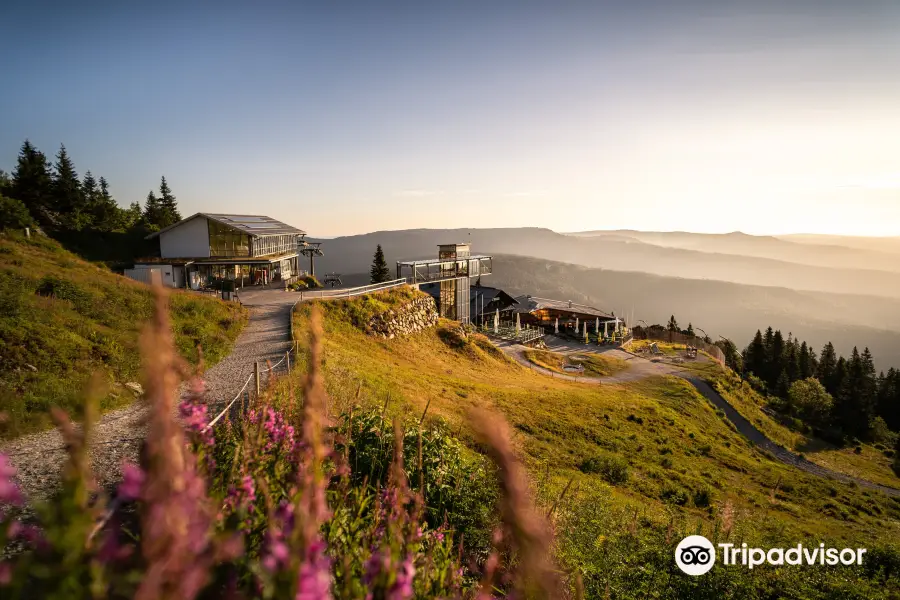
[2,1,899,237]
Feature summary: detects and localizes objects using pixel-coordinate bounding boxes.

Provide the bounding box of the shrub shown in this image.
[659,483,688,505]
[579,453,629,484]
[692,486,713,508]
[0,195,33,230]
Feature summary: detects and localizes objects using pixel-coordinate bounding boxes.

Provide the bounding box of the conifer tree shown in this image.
[143,191,163,231]
[666,315,679,333]
[157,176,181,228]
[96,176,124,231]
[876,368,900,431]
[370,244,390,283]
[818,342,839,395]
[686,323,694,337]
[11,140,53,227]
[51,144,87,229]
[744,330,766,379]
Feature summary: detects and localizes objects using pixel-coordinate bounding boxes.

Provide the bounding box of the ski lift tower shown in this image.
[396,243,493,324]
[299,242,324,277]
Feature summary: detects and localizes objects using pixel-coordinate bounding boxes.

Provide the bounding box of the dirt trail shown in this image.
[2,290,296,503]
[499,336,900,497]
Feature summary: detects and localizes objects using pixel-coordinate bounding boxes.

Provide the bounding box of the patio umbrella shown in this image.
[595,317,599,332]
[604,321,608,337]
[494,309,499,334]
[554,317,559,334]
[516,313,521,333]
[575,317,579,332]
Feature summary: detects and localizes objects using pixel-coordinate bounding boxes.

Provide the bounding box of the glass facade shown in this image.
[251,234,297,257]
[207,219,298,258]
[208,220,251,257]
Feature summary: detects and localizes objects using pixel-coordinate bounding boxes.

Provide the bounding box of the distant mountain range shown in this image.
[565,229,900,273]
[307,227,900,370]
[310,227,900,299]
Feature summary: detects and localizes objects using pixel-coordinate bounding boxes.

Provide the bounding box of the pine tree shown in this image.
[157,176,181,228]
[799,342,811,380]
[876,368,900,431]
[818,342,838,395]
[766,329,785,390]
[744,330,766,379]
[51,144,88,229]
[834,347,876,439]
[143,191,163,231]
[370,244,390,283]
[93,176,125,231]
[11,140,53,227]
[784,337,800,387]
[686,323,695,337]
[667,315,679,332]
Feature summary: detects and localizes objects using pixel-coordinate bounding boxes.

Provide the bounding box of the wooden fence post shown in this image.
[254,361,260,398]
[286,351,291,375]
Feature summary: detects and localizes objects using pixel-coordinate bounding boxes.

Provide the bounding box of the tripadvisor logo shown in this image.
[675,535,867,576]
[675,535,716,575]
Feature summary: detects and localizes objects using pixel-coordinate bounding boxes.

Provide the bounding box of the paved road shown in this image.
[500,336,900,498]
[2,289,297,504]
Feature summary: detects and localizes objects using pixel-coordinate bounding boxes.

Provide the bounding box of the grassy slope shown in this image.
[711,374,900,488]
[294,291,900,550]
[0,232,247,437]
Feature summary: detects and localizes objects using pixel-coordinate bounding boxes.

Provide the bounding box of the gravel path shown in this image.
[1,290,297,504]
[498,335,900,497]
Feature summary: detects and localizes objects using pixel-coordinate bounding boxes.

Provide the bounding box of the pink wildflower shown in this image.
[119,462,145,501]
[0,454,23,506]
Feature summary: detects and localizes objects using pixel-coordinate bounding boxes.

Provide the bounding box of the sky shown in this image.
[2,1,899,237]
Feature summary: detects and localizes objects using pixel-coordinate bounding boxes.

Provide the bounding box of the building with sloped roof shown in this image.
[128,213,309,290]
[512,295,623,335]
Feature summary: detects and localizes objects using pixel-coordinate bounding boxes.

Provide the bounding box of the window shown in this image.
[208,220,250,257]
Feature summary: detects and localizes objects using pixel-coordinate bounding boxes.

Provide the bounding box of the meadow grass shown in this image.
[0,232,247,436]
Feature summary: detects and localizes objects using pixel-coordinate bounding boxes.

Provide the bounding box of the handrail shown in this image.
[203,372,254,432]
[297,278,407,300]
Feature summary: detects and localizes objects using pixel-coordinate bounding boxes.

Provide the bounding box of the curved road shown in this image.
[500,337,900,498]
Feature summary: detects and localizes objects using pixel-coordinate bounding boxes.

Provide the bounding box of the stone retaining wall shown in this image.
[368,295,439,339]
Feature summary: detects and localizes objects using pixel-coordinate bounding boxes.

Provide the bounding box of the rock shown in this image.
[125,382,144,396]
[24,364,38,372]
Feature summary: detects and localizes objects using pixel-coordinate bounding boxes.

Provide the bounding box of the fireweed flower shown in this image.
[179,378,215,450]
[0,453,23,506]
[134,288,240,600]
[119,462,145,501]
